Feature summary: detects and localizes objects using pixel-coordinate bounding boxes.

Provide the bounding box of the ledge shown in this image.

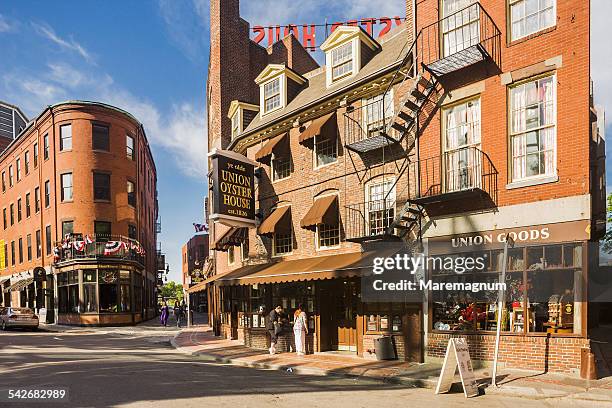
[506,175,558,190]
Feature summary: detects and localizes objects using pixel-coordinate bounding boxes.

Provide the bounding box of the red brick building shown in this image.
[196,0,605,375]
[0,101,159,326]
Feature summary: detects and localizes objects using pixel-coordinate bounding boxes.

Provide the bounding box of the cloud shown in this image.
[0,14,17,33]
[157,0,209,62]
[32,22,95,64]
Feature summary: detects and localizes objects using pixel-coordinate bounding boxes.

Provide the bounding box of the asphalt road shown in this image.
[0,328,601,408]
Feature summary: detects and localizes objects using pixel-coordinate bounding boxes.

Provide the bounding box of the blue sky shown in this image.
[0,0,408,282]
[0,1,611,279]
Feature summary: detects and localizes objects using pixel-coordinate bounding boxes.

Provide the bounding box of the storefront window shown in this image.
[134,275,143,312]
[58,271,79,313]
[99,270,119,313]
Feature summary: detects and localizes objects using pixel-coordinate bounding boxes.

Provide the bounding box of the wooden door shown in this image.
[335,280,358,352]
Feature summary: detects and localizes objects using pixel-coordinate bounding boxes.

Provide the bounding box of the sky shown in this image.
[0,1,610,281]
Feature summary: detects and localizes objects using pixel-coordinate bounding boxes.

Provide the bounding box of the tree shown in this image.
[159,281,184,302]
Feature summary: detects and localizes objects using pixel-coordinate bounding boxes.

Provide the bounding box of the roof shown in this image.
[233,25,412,147]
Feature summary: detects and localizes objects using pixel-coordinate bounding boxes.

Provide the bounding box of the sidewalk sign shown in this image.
[434,337,479,398]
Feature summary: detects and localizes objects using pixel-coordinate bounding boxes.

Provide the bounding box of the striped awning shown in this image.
[213,227,248,252]
[4,277,34,293]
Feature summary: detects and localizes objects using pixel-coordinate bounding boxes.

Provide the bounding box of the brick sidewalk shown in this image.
[172,325,612,402]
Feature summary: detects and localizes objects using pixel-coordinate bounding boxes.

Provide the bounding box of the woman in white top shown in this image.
[293,304,308,356]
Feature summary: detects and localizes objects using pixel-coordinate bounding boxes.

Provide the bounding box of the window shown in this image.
[60,124,72,151]
[128,224,137,239]
[36,230,41,258]
[24,151,30,175]
[1,171,4,192]
[62,221,74,238]
[26,234,32,261]
[127,180,136,207]
[443,98,481,192]
[44,180,50,207]
[25,193,30,218]
[272,155,291,181]
[99,270,118,313]
[231,111,240,138]
[33,143,38,167]
[16,159,21,181]
[83,270,97,312]
[126,135,135,160]
[34,187,40,212]
[315,134,337,167]
[45,225,52,255]
[263,78,281,113]
[240,239,249,261]
[273,233,292,256]
[3,243,7,268]
[60,173,73,202]
[363,90,394,137]
[18,238,23,263]
[510,0,556,42]
[8,165,13,187]
[367,179,395,236]
[441,0,479,56]
[58,271,79,313]
[317,223,340,248]
[93,173,111,201]
[510,75,556,181]
[9,203,14,225]
[331,41,353,81]
[92,124,110,151]
[228,247,235,265]
[2,208,5,229]
[17,198,21,222]
[10,241,15,266]
[43,134,49,160]
[94,221,111,236]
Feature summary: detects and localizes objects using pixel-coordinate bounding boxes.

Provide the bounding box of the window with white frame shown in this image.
[273,232,292,256]
[228,246,235,265]
[509,0,556,42]
[317,223,340,248]
[443,98,481,192]
[231,110,240,139]
[366,179,395,236]
[315,134,337,167]
[363,90,394,137]
[263,78,281,113]
[240,238,249,261]
[331,41,353,81]
[441,0,479,57]
[510,75,556,181]
[272,154,291,181]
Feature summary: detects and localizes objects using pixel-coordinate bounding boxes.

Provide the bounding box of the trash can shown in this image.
[374,336,396,360]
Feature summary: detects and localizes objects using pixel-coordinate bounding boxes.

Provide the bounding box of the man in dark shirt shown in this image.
[267,305,283,355]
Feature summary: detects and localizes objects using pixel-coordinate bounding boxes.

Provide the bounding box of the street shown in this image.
[0,327,605,408]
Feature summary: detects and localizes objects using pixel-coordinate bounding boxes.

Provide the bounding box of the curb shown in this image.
[170,331,436,389]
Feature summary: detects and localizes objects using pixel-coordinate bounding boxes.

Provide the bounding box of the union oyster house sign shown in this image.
[209,149,257,228]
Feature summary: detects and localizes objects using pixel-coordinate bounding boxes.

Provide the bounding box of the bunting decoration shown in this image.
[72,241,86,252]
[85,235,94,244]
[193,223,208,232]
[104,241,126,255]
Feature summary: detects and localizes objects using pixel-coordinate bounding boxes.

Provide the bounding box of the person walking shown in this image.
[266,305,283,355]
[160,301,169,327]
[174,300,183,328]
[293,304,308,356]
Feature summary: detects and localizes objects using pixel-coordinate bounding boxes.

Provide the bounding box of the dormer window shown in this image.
[227,100,259,139]
[231,110,240,138]
[331,42,353,81]
[255,64,307,117]
[321,26,380,88]
[263,78,281,113]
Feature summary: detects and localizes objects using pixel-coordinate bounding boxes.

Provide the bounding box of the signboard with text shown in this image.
[210,149,257,228]
[435,337,479,398]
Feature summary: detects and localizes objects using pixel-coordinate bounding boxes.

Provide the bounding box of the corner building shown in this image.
[200,0,605,375]
[0,101,159,326]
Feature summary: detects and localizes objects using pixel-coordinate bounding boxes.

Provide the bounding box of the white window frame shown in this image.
[231,109,241,139]
[314,133,338,169]
[263,77,282,114]
[240,240,249,261]
[365,178,396,237]
[509,0,556,42]
[271,153,291,182]
[60,172,73,202]
[441,0,480,57]
[126,135,135,160]
[330,41,354,82]
[60,124,72,151]
[509,74,557,183]
[272,232,293,257]
[362,89,394,137]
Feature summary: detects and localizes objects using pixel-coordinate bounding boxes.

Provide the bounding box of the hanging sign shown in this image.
[209,149,258,228]
[435,337,479,398]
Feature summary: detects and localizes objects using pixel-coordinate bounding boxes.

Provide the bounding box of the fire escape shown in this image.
[343,2,501,243]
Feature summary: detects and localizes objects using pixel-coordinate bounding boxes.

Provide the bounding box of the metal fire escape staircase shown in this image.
[343,2,501,244]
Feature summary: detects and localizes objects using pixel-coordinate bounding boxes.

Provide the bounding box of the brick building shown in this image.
[0,101,160,326]
[195,0,605,375]
[181,233,209,311]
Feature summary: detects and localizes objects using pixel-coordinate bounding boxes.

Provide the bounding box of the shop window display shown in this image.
[99,270,119,313]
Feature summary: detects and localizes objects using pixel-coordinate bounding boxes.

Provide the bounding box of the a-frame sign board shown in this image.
[434,337,479,398]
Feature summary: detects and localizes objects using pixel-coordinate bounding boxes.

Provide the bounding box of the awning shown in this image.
[0,276,10,286]
[187,265,267,293]
[254,133,288,162]
[213,226,248,251]
[258,206,291,235]
[299,112,336,144]
[4,277,34,293]
[216,251,382,286]
[300,195,338,230]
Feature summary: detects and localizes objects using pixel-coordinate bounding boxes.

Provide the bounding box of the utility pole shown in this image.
[492,234,514,387]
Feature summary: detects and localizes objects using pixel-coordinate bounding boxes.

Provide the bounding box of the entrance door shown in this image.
[334,280,358,352]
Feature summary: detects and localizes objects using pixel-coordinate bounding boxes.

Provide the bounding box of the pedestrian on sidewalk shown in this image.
[160,301,169,326]
[267,305,283,355]
[293,304,308,356]
[174,300,184,328]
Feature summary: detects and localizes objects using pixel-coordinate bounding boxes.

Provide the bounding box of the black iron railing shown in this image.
[345,198,398,241]
[54,234,146,265]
